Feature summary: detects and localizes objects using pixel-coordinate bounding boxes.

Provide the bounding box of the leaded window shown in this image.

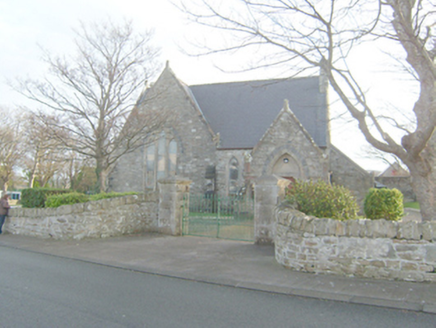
[145,132,178,189]
[145,144,155,188]
[168,140,177,176]
[228,157,239,195]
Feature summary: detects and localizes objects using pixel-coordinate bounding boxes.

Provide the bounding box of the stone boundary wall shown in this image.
[275,207,436,282]
[4,194,159,240]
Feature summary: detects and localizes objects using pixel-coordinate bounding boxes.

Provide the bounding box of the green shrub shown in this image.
[45,192,90,208]
[44,191,139,208]
[89,191,138,201]
[286,179,359,220]
[364,188,404,221]
[21,188,71,208]
[23,189,140,208]
[404,201,420,209]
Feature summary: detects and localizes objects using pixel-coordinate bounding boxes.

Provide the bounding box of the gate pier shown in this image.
[158,177,191,236]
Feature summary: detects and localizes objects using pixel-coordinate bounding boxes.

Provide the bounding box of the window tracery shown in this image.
[228,157,239,195]
[145,132,178,189]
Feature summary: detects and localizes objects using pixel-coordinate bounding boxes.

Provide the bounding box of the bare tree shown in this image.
[51,152,96,192]
[0,108,24,192]
[362,145,407,172]
[20,111,63,188]
[15,19,164,192]
[177,0,436,221]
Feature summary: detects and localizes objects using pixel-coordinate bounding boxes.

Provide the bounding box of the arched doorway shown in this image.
[272,154,301,180]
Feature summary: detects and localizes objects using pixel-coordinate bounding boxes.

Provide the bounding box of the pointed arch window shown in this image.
[145,132,178,189]
[168,140,177,176]
[228,157,239,195]
[145,144,155,188]
[157,133,166,180]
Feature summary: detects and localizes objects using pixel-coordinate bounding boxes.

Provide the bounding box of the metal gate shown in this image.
[182,194,254,242]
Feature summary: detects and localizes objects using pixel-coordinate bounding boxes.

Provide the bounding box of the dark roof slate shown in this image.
[189,77,328,149]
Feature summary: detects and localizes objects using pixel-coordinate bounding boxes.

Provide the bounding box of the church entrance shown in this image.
[182,194,254,242]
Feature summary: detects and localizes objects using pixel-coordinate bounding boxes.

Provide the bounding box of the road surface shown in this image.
[0,247,434,327]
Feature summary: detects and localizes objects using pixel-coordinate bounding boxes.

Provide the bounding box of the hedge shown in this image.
[45,192,90,208]
[89,192,138,201]
[286,179,359,220]
[364,188,404,221]
[44,191,140,208]
[21,188,71,208]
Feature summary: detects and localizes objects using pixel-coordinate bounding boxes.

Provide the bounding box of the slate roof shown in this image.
[189,77,328,149]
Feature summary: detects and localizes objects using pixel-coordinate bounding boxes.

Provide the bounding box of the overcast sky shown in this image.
[0,0,417,171]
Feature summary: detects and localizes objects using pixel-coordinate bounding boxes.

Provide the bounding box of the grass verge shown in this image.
[404,202,420,209]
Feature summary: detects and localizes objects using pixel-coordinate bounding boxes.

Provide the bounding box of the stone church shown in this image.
[109,63,373,204]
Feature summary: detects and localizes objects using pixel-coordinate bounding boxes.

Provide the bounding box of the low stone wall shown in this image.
[275,207,436,282]
[4,194,158,240]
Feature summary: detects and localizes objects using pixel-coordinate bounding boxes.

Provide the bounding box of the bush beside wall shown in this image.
[21,188,71,208]
[364,188,404,221]
[45,191,139,208]
[45,192,90,208]
[286,179,359,220]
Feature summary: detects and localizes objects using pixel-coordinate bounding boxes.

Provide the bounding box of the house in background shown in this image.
[378,162,410,178]
[0,191,21,206]
[375,163,415,201]
[109,63,373,205]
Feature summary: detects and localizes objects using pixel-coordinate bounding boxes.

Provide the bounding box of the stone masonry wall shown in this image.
[109,66,217,194]
[275,208,436,282]
[4,194,158,240]
[215,149,247,196]
[251,109,328,181]
[109,147,145,193]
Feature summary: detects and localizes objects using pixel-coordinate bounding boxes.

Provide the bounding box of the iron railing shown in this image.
[182,194,254,242]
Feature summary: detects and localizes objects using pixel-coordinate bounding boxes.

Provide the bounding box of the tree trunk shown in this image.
[407,144,436,221]
[95,165,103,194]
[28,161,37,188]
[100,169,109,193]
[2,181,8,194]
[95,156,109,193]
[410,172,436,221]
[28,148,40,188]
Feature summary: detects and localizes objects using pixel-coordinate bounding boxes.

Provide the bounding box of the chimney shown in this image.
[319,65,329,94]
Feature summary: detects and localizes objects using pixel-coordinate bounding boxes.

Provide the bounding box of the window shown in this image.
[157,133,166,180]
[145,144,155,188]
[145,132,178,189]
[228,157,239,195]
[7,192,20,200]
[168,140,177,176]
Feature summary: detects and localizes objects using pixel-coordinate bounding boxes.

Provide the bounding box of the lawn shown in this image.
[404,202,420,209]
[188,211,232,218]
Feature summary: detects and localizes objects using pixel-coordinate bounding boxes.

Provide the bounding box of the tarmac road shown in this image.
[1,246,435,328]
[1,232,436,314]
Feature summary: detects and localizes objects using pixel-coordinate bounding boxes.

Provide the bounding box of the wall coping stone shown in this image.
[277,208,435,241]
[9,194,151,219]
[158,177,192,185]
